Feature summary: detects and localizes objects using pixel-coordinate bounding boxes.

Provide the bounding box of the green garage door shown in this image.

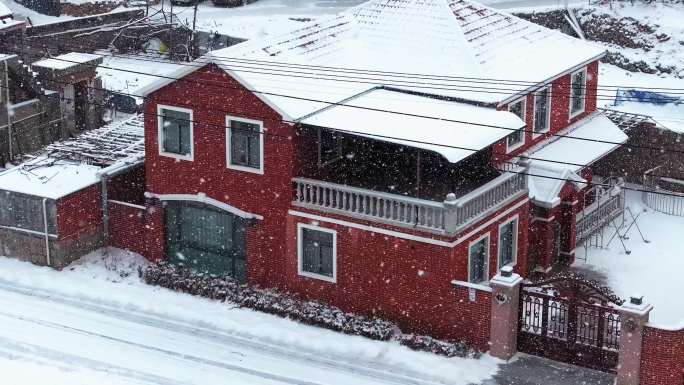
[165,201,247,282]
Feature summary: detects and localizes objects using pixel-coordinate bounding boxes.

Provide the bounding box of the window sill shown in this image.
[298,271,336,283]
[569,107,585,121]
[159,151,193,162]
[506,141,525,154]
[532,129,549,139]
[227,163,264,175]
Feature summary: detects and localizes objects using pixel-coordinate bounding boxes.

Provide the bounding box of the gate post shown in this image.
[489,266,523,360]
[616,296,653,385]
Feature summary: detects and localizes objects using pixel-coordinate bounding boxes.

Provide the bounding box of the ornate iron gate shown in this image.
[518,274,623,372]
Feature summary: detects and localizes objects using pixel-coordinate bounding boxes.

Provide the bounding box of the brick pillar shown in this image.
[617,296,653,385]
[560,200,578,265]
[143,195,165,262]
[489,266,523,360]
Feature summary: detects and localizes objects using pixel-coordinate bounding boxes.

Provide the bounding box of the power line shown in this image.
[6,83,684,200]
[28,54,684,158]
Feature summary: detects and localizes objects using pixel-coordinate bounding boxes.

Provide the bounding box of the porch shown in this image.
[293,129,528,234]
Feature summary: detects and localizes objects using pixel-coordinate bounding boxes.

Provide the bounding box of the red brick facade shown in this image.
[109,201,147,256]
[640,325,684,385]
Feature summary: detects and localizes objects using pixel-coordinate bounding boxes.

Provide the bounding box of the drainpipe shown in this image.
[101,175,109,247]
[4,60,12,162]
[42,198,51,267]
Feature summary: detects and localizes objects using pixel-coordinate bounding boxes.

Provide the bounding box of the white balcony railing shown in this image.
[292,170,527,234]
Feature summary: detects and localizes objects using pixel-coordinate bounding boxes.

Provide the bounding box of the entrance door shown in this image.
[165,201,247,282]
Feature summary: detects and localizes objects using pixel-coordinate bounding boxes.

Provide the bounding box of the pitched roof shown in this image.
[0,1,11,19]
[140,0,605,120]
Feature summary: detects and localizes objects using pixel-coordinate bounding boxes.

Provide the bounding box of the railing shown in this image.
[292,178,447,231]
[9,99,42,122]
[643,166,684,217]
[292,170,527,234]
[576,184,624,244]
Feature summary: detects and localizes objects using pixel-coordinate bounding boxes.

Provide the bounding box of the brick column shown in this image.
[489,266,523,360]
[617,296,653,385]
[559,200,578,265]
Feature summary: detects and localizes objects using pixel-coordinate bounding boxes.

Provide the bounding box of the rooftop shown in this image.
[0,115,144,200]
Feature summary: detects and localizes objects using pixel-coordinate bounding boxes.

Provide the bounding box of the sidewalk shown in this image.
[480,354,615,385]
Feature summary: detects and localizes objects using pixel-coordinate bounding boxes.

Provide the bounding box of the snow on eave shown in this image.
[136,62,206,98]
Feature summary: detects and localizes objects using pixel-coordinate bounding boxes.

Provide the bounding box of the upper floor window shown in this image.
[569,68,587,117]
[227,116,263,174]
[158,105,193,160]
[533,86,551,136]
[506,97,526,152]
[298,224,336,283]
[468,234,490,284]
[498,216,518,270]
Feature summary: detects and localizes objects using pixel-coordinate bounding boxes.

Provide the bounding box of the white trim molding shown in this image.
[297,222,337,283]
[157,104,194,162]
[146,192,263,220]
[226,115,265,175]
[451,280,492,293]
[497,214,519,271]
[468,232,491,285]
[506,97,527,153]
[568,67,587,120]
[532,85,552,139]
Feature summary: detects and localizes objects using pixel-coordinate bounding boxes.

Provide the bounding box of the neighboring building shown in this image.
[0,52,104,164]
[0,116,144,267]
[0,2,25,35]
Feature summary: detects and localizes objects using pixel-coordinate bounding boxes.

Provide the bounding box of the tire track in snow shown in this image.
[0,311,325,385]
[0,279,458,385]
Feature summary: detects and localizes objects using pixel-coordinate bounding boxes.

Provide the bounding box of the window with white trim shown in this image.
[498,217,518,269]
[468,235,490,284]
[569,68,587,117]
[227,117,263,173]
[298,224,336,282]
[533,86,551,135]
[506,98,526,151]
[158,106,193,159]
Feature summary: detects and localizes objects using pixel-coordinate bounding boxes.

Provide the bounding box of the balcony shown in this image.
[292,169,527,235]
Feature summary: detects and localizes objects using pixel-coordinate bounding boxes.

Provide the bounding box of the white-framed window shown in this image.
[569,67,587,118]
[158,105,193,161]
[468,233,490,284]
[506,97,526,152]
[226,116,264,174]
[297,223,337,283]
[533,85,552,137]
[498,216,519,270]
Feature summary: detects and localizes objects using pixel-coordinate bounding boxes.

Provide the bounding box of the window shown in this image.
[298,224,336,282]
[227,116,263,174]
[158,105,193,160]
[498,217,518,270]
[506,98,526,151]
[533,86,551,136]
[468,234,490,284]
[569,68,587,117]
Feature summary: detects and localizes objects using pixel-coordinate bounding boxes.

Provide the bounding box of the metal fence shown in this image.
[643,166,684,217]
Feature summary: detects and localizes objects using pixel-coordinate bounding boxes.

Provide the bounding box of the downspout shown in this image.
[101,175,109,247]
[4,60,12,161]
[42,198,51,266]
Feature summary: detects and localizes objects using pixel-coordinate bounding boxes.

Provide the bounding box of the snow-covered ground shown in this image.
[575,189,684,328]
[0,249,499,385]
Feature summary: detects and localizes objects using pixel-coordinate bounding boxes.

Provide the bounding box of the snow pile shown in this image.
[142,261,481,358]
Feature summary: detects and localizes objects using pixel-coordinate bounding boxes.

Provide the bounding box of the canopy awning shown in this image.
[299,89,525,164]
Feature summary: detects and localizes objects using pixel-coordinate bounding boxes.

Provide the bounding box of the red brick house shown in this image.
[127,0,628,347]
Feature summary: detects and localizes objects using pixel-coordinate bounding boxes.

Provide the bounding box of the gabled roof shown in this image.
[139,0,606,120]
[527,162,586,207]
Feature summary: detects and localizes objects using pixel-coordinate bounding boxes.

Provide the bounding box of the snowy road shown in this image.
[0,277,477,385]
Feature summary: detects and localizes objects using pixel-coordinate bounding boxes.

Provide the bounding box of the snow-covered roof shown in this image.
[139,0,605,120]
[0,1,11,19]
[529,112,628,172]
[32,52,102,71]
[0,116,144,200]
[299,88,525,163]
[526,162,586,207]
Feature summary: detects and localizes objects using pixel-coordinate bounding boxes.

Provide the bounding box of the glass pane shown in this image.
[507,129,524,147]
[248,133,261,168]
[499,221,515,267]
[161,109,191,155]
[469,238,487,283]
[231,133,248,166]
[509,100,525,120]
[534,89,549,133]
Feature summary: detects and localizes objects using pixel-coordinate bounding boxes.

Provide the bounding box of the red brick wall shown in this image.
[109,201,146,256]
[494,60,600,164]
[57,185,102,241]
[640,325,684,385]
[144,64,295,283]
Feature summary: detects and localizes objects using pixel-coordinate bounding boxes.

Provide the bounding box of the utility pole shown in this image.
[191,3,198,60]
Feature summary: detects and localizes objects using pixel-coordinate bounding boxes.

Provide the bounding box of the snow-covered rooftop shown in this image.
[0,115,144,200]
[140,0,606,120]
[526,162,586,207]
[32,52,102,71]
[299,88,524,163]
[0,1,11,18]
[529,112,628,172]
